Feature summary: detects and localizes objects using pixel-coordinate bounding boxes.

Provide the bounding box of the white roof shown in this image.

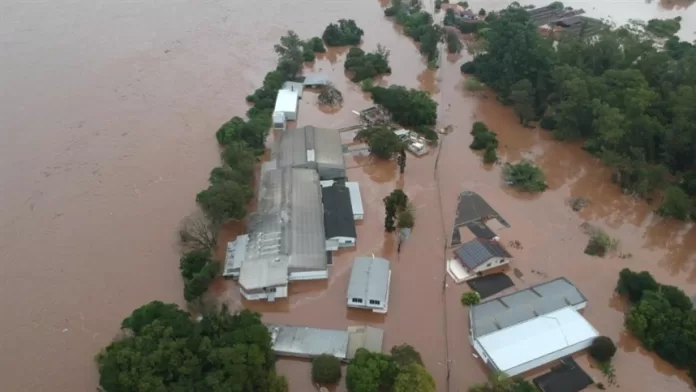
[274,89,298,114]
[476,307,598,374]
[346,182,364,216]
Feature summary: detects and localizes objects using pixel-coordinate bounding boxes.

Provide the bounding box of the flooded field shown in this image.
[3,0,696,390]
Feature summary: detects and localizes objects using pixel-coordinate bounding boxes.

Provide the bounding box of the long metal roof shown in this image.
[470,277,587,338]
[236,167,327,290]
[277,126,345,178]
[347,257,391,304]
[455,239,512,270]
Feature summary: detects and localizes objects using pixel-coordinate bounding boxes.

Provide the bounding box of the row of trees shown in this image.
[384,0,443,65]
[347,345,436,392]
[616,269,696,384]
[461,6,696,217]
[96,301,288,391]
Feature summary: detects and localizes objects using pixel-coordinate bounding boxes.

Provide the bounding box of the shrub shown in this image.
[344,46,392,82]
[616,268,659,303]
[589,336,617,363]
[390,344,424,367]
[540,115,557,130]
[469,122,498,151]
[483,146,498,164]
[312,354,342,384]
[461,61,477,74]
[584,229,618,257]
[461,291,481,306]
[503,160,548,192]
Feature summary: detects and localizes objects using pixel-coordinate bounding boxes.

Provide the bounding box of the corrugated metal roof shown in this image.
[470,277,587,337]
[347,325,385,359]
[282,81,304,97]
[347,257,391,304]
[236,167,327,290]
[455,239,512,270]
[223,235,248,276]
[268,324,349,359]
[346,182,364,216]
[277,126,346,179]
[302,73,330,86]
[322,184,356,239]
[273,89,298,114]
[476,307,598,376]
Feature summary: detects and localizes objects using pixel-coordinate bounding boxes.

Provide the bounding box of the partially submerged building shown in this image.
[469,278,598,377]
[273,89,299,130]
[223,166,328,301]
[322,183,357,250]
[277,125,346,180]
[347,256,392,313]
[267,324,384,361]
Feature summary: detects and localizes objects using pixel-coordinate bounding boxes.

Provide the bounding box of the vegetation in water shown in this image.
[468,371,539,391]
[658,185,693,220]
[464,76,484,92]
[347,345,435,392]
[446,30,463,54]
[179,249,219,302]
[616,269,696,384]
[322,19,364,46]
[584,228,618,257]
[344,45,392,82]
[461,291,481,306]
[645,17,682,38]
[469,121,498,150]
[355,126,405,160]
[384,0,443,64]
[463,7,696,204]
[96,302,288,392]
[312,354,342,384]
[589,336,618,363]
[503,160,547,192]
[483,146,498,164]
[383,189,413,232]
[371,85,437,129]
[317,83,344,107]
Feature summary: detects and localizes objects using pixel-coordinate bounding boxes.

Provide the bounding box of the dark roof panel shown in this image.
[466,221,497,239]
[322,185,357,239]
[455,239,512,270]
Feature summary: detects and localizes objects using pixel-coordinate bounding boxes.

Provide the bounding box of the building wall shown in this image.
[347,297,384,311]
[288,269,329,281]
[354,212,364,220]
[502,337,595,377]
[326,237,355,251]
[472,256,508,274]
[241,285,289,301]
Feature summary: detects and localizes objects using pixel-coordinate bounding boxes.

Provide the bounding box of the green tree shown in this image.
[483,146,498,164]
[390,344,424,367]
[397,208,415,229]
[215,116,245,146]
[183,262,218,302]
[180,249,212,281]
[98,304,284,392]
[510,79,535,125]
[461,291,481,306]
[446,30,463,54]
[274,30,304,79]
[346,348,399,392]
[478,8,486,17]
[444,9,456,26]
[503,160,547,192]
[322,19,364,46]
[616,268,659,303]
[393,364,436,392]
[659,186,692,220]
[312,354,342,384]
[344,45,392,82]
[355,127,403,159]
[371,85,438,129]
[397,149,407,174]
[196,180,253,224]
[645,17,682,38]
[589,336,617,362]
[221,141,256,185]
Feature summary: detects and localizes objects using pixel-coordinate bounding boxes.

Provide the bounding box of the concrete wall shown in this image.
[241,285,289,301]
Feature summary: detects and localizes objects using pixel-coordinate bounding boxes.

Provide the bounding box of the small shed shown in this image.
[347,257,391,313]
[273,89,299,126]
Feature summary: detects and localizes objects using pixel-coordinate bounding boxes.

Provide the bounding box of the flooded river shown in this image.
[2,0,696,391]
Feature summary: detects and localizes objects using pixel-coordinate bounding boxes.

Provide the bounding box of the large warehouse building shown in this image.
[469,277,599,377]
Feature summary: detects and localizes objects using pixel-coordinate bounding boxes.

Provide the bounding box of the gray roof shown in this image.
[347,326,385,359]
[223,234,248,276]
[268,324,349,359]
[302,73,330,86]
[277,125,346,179]
[470,277,588,338]
[282,81,305,97]
[237,167,327,290]
[347,257,391,303]
[455,239,512,270]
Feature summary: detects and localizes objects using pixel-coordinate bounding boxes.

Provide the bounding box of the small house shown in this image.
[322,183,357,250]
[273,89,299,130]
[347,257,391,313]
[455,238,512,276]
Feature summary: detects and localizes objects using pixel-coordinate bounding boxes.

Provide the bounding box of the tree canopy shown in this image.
[355,126,404,159]
[503,160,547,192]
[464,6,696,203]
[322,19,364,46]
[196,178,253,224]
[346,349,399,392]
[344,45,392,82]
[385,0,442,64]
[312,354,342,384]
[371,85,437,129]
[616,269,696,381]
[393,364,436,392]
[97,302,287,392]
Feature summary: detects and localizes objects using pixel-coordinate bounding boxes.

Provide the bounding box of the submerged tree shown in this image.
[355,127,404,159]
[322,19,364,46]
[317,83,344,107]
[397,148,407,173]
[179,211,218,252]
[503,160,547,193]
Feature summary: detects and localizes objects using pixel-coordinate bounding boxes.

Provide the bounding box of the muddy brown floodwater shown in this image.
[2,0,696,391]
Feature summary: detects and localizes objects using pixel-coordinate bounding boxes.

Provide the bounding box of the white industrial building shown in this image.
[223,164,328,301]
[321,180,364,221]
[469,278,598,377]
[346,257,391,313]
[272,89,299,130]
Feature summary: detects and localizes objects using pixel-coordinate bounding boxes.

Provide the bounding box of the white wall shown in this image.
[240,285,288,301]
[473,257,508,274]
[354,213,364,220]
[289,269,329,281]
[502,336,595,377]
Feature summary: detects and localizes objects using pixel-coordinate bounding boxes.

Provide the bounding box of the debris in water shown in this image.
[508,240,523,250]
[568,196,590,212]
